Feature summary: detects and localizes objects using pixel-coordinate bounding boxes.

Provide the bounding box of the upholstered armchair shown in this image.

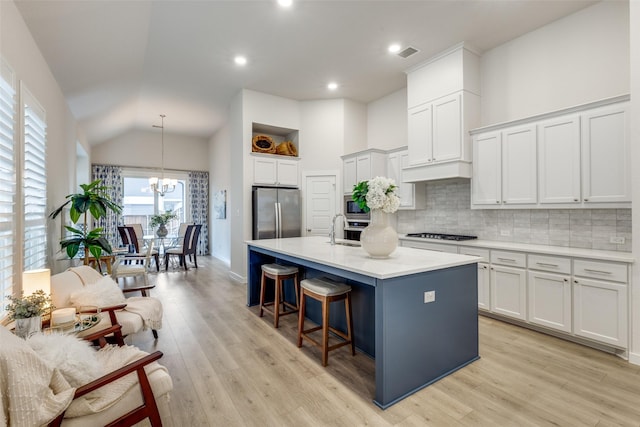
[0,324,172,426]
[51,266,162,340]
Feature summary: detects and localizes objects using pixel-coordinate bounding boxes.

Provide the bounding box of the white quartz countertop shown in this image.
[246,236,480,280]
[399,235,635,263]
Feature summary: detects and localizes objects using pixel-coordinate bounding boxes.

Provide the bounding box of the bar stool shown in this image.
[297,277,355,366]
[259,263,300,328]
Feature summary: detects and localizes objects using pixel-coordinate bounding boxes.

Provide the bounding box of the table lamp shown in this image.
[22,268,51,297]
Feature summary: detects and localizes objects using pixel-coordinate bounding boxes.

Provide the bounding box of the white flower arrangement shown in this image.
[352,176,401,214]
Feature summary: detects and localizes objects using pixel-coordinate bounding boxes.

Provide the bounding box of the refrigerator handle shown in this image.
[277,202,282,238]
[275,202,281,238]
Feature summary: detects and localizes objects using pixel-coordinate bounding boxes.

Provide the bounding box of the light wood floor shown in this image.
[127,256,640,427]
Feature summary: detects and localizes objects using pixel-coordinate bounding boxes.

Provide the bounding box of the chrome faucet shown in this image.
[329,213,345,245]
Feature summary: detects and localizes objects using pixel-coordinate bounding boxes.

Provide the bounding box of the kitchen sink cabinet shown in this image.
[253,155,299,187]
[342,149,386,194]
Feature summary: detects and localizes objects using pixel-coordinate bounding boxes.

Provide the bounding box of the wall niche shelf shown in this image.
[251,122,299,158]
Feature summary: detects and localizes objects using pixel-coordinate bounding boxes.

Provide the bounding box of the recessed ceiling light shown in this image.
[327,82,338,91]
[388,44,401,53]
[278,0,293,7]
[234,56,247,66]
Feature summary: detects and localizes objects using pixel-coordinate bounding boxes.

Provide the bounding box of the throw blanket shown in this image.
[123,297,163,330]
[0,327,75,427]
[64,344,168,418]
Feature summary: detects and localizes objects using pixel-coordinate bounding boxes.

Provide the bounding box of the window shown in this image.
[0,58,16,316]
[121,172,187,237]
[22,85,47,271]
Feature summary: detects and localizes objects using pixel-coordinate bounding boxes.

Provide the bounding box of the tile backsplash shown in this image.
[396,179,632,252]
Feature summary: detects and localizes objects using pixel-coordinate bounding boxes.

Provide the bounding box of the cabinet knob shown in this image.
[574,280,578,284]
[574,199,579,202]
[496,201,500,204]
[584,198,588,202]
[564,278,568,282]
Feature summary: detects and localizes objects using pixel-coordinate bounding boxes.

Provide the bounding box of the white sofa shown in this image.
[50,266,157,339]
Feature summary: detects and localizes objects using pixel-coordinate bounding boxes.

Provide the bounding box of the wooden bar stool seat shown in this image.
[297,277,355,366]
[259,263,300,328]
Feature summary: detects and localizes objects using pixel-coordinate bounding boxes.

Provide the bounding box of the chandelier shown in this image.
[149,114,177,197]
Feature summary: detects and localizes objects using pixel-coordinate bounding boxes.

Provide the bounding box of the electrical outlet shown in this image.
[424,291,435,303]
[610,236,625,244]
[500,230,511,237]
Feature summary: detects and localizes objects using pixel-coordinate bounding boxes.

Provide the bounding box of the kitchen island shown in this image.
[246,236,481,409]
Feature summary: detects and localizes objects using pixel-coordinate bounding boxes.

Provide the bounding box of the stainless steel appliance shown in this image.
[405,232,477,241]
[252,187,301,239]
[344,194,370,222]
[344,220,369,241]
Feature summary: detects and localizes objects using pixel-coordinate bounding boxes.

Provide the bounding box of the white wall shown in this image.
[0,0,84,273]
[343,99,367,154]
[367,88,407,151]
[209,122,231,265]
[228,91,245,281]
[629,0,640,365]
[92,129,209,171]
[480,1,629,125]
[300,99,344,172]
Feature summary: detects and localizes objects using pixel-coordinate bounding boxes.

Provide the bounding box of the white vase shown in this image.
[14,316,42,338]
[360,210,398,258]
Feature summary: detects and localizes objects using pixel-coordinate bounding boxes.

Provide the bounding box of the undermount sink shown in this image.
[328,241,361,247]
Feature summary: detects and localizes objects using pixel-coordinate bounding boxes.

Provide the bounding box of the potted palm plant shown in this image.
[49,179,122,266]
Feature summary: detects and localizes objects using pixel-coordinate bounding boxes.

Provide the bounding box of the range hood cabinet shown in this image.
[401,160,472,183]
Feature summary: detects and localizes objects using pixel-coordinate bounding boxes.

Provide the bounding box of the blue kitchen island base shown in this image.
[247,238,479,409]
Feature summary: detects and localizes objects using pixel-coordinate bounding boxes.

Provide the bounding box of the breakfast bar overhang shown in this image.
[247,236,481,409]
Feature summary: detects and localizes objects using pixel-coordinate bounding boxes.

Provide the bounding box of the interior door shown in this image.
[304,175,336,236]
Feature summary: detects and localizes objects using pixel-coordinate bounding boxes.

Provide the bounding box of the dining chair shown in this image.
[112,240,155,287]
[164,224,202,270]
[118,225,160,272]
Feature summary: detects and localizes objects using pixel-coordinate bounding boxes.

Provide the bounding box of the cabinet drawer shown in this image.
[458,246,490,262]
[573,259,627,283]
[528,254,571,275]
[401,240,458,253]
[491,250,526,268]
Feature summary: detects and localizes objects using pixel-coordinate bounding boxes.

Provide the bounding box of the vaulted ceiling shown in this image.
[14,0,597,145]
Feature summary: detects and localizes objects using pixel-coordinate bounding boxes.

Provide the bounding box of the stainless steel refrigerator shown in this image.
[252,187,301,239]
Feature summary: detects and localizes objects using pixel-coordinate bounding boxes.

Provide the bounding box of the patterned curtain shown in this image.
[91,164,123,249]
[188,171,209,255]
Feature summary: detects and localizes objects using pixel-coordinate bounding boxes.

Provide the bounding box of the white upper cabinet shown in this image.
[342,149,387,194]
[538,115,581,204]
[387,148,425,210]
[472,124,536,207]
[472,131,501,205]
[581,102,630,203]
[253,155,299,187]
[471,95,630,209]
[502,124,537,205]
[403,43,480,182]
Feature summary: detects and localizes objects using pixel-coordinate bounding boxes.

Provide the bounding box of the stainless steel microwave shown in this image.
[344,195,370,221]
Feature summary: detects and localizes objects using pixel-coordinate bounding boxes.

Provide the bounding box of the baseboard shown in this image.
[628,351,640,366]
[228,271,246,284]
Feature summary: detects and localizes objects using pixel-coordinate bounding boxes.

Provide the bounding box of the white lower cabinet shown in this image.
[573,277,628,348]
[477,263,490,311]
[491,265,527,321]
[527,271,572,333]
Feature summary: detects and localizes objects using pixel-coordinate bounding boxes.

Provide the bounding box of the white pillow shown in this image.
[69,276,126,308]
[27,333,103,388]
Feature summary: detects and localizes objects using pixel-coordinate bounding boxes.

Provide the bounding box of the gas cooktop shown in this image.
[405,232,478,241]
